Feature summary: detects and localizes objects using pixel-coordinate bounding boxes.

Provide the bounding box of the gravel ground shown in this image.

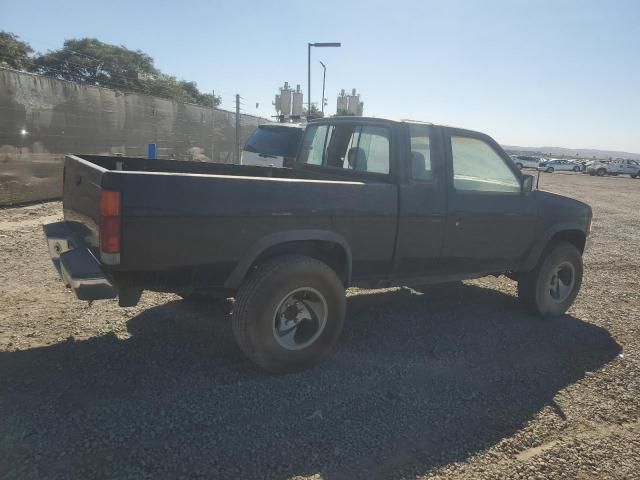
[0,172,638,479]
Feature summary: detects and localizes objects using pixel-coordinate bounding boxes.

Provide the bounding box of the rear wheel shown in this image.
[573,165,580,172]
[517,242,583,317]
[516,163,523,169]
[546,167,554,173]
[631,172,639,179]
[232,255,346,374]
[596,168,606,176]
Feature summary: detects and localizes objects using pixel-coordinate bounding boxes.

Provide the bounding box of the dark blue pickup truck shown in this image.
[44,117,592,373]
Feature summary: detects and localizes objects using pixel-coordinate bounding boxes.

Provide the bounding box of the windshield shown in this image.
[243,126,303,157]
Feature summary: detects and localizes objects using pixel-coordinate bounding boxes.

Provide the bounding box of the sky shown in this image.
[2,0,640,152]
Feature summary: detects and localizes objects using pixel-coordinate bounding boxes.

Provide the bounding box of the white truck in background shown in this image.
[587,158,640,178]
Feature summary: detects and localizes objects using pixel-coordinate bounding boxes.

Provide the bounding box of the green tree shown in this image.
[0,31,34,70]
[33,37,220,106]
[34,38,158,90]
[336,108,355,116]
[178,80,218,107]
[303,104,324,119]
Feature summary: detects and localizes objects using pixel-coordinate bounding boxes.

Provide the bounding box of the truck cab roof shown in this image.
[307,116,488,138]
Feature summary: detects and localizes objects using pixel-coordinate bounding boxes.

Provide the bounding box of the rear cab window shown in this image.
[244,126,303,157]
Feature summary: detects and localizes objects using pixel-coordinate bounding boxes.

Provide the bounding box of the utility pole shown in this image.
[320,61,326,116]
[307,43,311,117]
[211,89,215,162]
[235,94,240,164]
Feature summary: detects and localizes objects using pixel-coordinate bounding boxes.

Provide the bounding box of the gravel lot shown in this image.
[1,172,639,479]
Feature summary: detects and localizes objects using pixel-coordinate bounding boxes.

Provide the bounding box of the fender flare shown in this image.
[521,223,587,271]
[224,229,353,289]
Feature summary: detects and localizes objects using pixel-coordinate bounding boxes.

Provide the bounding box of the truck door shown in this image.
[391,124,447,279]
[297,120,398,281]
[615,160,624,173]
[440,129,537,274]
[625,160,638,175]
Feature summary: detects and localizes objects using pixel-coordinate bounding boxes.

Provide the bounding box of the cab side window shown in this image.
[298,124,329,165]
[300,123,390,174]
[409,124,432,180]
[325,124,390,174]
[451,136,520,193]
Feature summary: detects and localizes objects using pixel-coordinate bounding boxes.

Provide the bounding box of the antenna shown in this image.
[536,165,541,190]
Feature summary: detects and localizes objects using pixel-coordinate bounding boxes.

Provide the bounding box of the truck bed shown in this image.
[61,154,398,293]
[77,154,376,181]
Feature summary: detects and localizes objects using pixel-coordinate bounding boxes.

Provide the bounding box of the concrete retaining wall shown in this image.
[0,69,268,205]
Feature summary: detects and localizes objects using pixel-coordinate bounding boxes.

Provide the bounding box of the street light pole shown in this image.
[319,61,327,116]
[307,43,311,117]
[307,42,341,119]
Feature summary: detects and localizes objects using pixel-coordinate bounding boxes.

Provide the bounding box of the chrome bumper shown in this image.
[43,222,117,301]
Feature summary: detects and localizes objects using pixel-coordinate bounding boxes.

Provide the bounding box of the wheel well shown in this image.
[250,240,349,286]
[549,229,586,254]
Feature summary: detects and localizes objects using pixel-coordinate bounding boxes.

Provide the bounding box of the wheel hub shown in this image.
[273,288,328,351]
[548,261,575,303]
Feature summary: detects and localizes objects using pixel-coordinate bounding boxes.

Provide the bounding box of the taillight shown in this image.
[100,190,121,253]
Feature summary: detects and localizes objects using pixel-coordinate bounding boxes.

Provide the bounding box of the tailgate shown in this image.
[62,155,106,250]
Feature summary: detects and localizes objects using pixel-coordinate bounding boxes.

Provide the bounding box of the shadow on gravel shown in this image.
[0,283,621,479]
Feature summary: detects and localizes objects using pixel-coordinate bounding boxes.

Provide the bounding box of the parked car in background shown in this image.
[587,158,640,178]
[241,123,304,168]
[510,155,540,169]
[538,158,581,173]
[572,159,590,172]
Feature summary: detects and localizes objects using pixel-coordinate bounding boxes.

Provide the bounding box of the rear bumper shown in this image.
[43,222,117,301]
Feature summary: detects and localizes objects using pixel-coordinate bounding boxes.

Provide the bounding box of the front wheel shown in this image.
[546,167,554,173]
[573,166,580,172]
[596,168,606,176]
[232,255,346,374]
[517,242,583,317]
[516,163,523,169]
[631,172,639,179]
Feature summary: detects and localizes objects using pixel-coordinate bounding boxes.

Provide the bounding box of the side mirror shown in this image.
[522,174,535,193]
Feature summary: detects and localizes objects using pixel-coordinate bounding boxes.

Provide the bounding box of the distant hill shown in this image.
[502,145,640,161]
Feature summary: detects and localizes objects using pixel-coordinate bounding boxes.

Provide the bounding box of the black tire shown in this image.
[631,173,638,179]
[573,166,580,172]
[546,167,554,173]
[517,242,583,317]
[596,168,606,177]
[589,171,596,176]
[516,163,523,169]
[232,255,346,374]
